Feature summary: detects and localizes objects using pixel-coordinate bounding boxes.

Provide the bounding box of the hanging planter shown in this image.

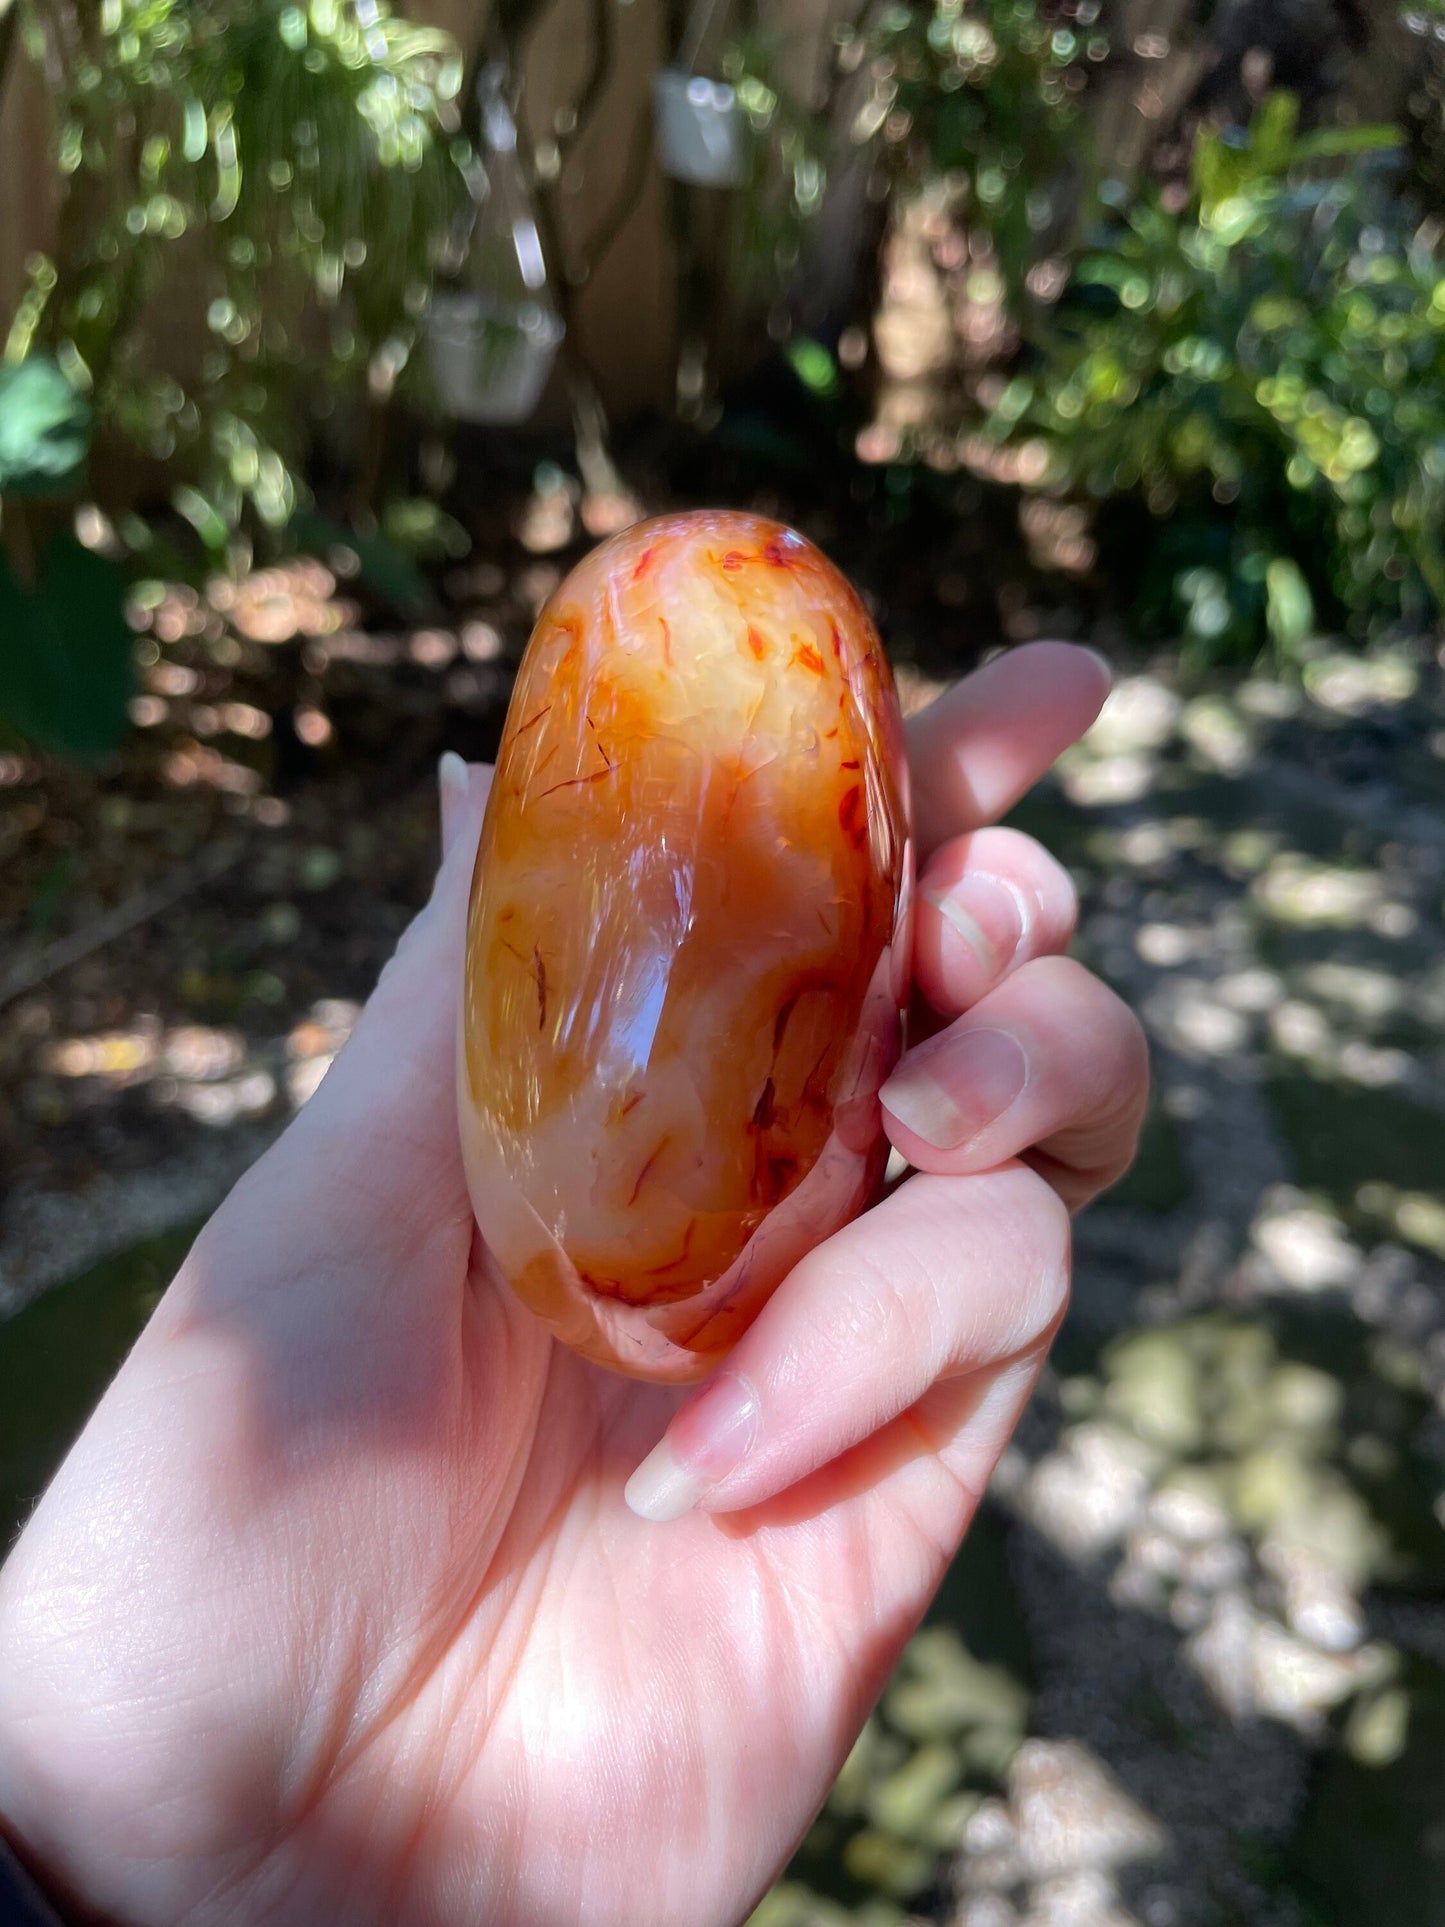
[653,70,745,187]
[428,294,564,425]
[427,61,564,424]
[652,0,744,187]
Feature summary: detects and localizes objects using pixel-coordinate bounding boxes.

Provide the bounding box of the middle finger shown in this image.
[913,824,1079,1021]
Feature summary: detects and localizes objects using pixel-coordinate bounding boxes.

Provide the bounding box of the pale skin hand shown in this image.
[0,643,1147,1927]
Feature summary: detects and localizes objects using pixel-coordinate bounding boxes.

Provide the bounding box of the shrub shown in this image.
[0,0,465,753]
[1006,95,1444,662]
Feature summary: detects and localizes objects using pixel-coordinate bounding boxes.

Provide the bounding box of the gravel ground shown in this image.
[763,639,1445,1927]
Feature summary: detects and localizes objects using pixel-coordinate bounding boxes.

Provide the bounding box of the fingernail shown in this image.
[922,874,1027,978]
[438,751,468,855]
[1081,645,1113,689]
[624,1372,759,1523]
[438,750,468,804]
[879,1026,1029,1150]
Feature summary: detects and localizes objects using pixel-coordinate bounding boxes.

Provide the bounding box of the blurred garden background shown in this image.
[3,1,1445,1921]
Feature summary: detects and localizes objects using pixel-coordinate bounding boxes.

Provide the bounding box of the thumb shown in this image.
[319,754,492,1113]
[439,748,475,862]
[216,757,492,1263]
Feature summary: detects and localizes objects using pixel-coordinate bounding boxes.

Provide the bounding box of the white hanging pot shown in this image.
[427,294,564,426]
[653,69,745,187]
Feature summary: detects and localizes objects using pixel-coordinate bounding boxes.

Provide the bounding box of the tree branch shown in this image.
[561,0,616,162]
[0,5,19,108]
[578,107,654,277]
[0,840,245,1013]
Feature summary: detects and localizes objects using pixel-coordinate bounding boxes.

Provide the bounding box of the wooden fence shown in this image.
[0,0,836,417]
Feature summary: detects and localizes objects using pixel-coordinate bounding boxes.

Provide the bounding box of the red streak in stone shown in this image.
[631,545,657,582]
[721,550,746,574]
[763,536,793,569]
[646,1219,696,1274]
[830,620,844,662]
[659,616,673,665]
[514,702,552,739]
[840,758,860,769]
[619,1091,645,1117]
[627,1135,672,1207]
[537,764,617,800]
[838,784,866,850]
[752,1149,799,1208]
[502,940,548,1028]
[802,1040,832,1104]
[792,642,826,676]
[746,626,768,661]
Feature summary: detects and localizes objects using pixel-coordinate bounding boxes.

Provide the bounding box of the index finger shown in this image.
[906,641,1111,859]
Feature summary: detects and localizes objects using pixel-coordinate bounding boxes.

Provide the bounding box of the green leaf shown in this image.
[785,337,840,398]
[1251,91,1301,174]
[289,507,431,612]
[172,484,229,554]
[1265,556,1315,654]
[0,357,91,498]
[1292,124,1402,165]
[0,535,133,757]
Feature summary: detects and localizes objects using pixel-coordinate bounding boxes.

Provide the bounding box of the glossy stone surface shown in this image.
[459,511,912,1380]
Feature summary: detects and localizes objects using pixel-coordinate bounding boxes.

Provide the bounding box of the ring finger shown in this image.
[881,955,1150,1209]
[912,825,1079,1023]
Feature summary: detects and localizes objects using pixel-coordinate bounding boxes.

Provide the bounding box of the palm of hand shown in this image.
[0,646,1129,1927]
[0,806,996,1927]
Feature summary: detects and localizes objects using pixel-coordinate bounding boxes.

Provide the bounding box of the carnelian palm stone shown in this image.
[459,510,913,1381]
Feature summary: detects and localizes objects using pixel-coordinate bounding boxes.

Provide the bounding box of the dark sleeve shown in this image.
[0,1837,70,1927]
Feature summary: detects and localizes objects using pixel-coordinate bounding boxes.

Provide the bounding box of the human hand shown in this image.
[0,642,1146,1927]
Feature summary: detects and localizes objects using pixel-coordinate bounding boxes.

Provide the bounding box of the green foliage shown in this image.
[872,0,1091,309]
[0,355,91,495]
[717,0,1085,351]
[288,504,432,613]
[5,0,465,551]
[719,31,832,310]
[0,533,132,755]
[720,1,1445,664]
[1008,96,1443,661]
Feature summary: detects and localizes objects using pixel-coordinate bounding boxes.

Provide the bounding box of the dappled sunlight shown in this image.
[1356,1185,1445,1265]
[285,999,361,1109]
[746,636,1445,1917]
[953,1740,1166,1923]
[1302,652,1421,718]
[988,642,1445,1925]
[1254,857,1415,937]
[35,998,359,1131]
[997,1309,1425,1743]
[1250,1195,1363,1294]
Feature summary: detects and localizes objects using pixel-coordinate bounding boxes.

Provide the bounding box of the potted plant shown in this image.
[427,63,565,424]
[653,0,745,187]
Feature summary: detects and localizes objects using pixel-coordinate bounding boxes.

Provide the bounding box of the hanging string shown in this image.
[677,0,730,78]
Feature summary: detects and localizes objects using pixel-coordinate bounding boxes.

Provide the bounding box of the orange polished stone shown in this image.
[459,511,912,1381]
